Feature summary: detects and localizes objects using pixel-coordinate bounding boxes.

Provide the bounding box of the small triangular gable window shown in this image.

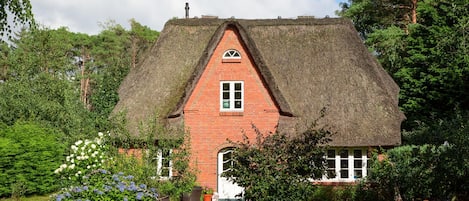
[223,49,241,59]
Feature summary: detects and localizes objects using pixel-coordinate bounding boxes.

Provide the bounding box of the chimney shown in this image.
[185,2,190,19]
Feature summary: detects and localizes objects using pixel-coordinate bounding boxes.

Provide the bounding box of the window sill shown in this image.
[219,112,244,116]
[222,59,241,63]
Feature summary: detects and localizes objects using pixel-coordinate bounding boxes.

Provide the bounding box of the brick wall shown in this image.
[183,27,280,191]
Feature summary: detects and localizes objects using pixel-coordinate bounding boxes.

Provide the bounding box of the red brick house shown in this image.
[113,17,403,200]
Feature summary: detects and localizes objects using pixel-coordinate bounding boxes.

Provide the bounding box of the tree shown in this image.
[0,0,34,37]
[339,0,469,130]
[1,19,160,135]
[339,1,469,200]
[224,114,332,200]
[0,27,97,140]
[89,20,159,130]
[129,19,159,69]
[357,140,468,200]
[337,0,418,39]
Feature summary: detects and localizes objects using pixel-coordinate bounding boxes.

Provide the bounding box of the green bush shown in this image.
[106,137,195,201]
[312,186,356,201]
[0,75,98,141]
[106,113,196,201]
[0,121,66,197]
[357,144,464,201]
[224,114,332,201]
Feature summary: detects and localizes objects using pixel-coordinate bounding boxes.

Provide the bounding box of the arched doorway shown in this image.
[217,148,243,200]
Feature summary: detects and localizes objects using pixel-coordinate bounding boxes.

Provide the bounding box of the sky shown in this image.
[31,0,346,35]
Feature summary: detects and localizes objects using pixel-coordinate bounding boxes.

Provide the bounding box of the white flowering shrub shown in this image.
[55,132,109,184]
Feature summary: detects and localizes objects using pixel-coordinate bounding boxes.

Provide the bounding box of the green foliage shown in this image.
[128,18,159,68]
[0,28,98,140]
[394,4,469,125]
[224,113,332,201]
[337,0,416,39]
[51,115,195,201]
[366,26,406,74]
[106,116,196,201]
[53,169,159,201]
[87,20,158,131]
[340,2,468,199]
[311,186,356,201]
[0,73,96,140]
[201,186,213,195]
[0,0,34,37]
[0,20,160,138]
[340,0,469,129]
[0,122,66,197]
[358,144,467,200]
[402,112,469,198]
[0,194,50,201]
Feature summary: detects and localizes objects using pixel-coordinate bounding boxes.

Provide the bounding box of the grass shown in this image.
[0,195,50,201]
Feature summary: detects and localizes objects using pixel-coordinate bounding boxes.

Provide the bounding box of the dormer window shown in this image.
[223,49,241,59]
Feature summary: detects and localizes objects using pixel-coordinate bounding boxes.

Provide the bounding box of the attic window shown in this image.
[220,81,244,111]
[222,50,241,62]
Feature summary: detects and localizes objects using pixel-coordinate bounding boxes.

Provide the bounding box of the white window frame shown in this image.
[153,149,172,180]
[222,49,241,59]
[320,148,368,182]
[220,81,244,111]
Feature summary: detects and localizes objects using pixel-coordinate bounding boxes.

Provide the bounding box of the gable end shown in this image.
[169,21,293,118]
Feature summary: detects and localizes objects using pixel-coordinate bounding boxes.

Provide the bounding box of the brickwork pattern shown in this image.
[184,27,280,191]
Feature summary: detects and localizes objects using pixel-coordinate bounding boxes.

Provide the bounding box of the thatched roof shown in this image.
[113,17,404,147]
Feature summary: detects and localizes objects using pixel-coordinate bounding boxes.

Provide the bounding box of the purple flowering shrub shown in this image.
[53,169,158,201]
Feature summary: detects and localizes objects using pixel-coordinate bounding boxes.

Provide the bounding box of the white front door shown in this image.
[217,149,243,200]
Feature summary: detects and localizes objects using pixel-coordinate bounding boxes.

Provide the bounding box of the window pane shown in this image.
[223,151,232,162]
[224,52,231,57]
[223,92,230,99]
[233,52,240,57]
[354,170,363,178]
[223,100,230,108]
[340,170,348,178]
[354,150,362,158]
[223,161,231,171]
[327,160,335,168]
[354,160,363,168]
[234,101,242,108]
[235,83,241,90]
[340,150,348,158]
[235,92,241,99]
[340,160,348,168]
[327,170,336,178]
[327,150,335,158]
[163,158,170,167]
[161,168,170,177]
[223,83,230,90]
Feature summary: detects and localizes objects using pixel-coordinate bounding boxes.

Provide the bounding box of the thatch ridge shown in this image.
[113,17,403,146]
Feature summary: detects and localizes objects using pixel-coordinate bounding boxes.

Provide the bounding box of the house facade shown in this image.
[113,18,403,200]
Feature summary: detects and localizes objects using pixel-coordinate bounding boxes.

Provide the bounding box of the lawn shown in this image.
[0,195,50,201]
